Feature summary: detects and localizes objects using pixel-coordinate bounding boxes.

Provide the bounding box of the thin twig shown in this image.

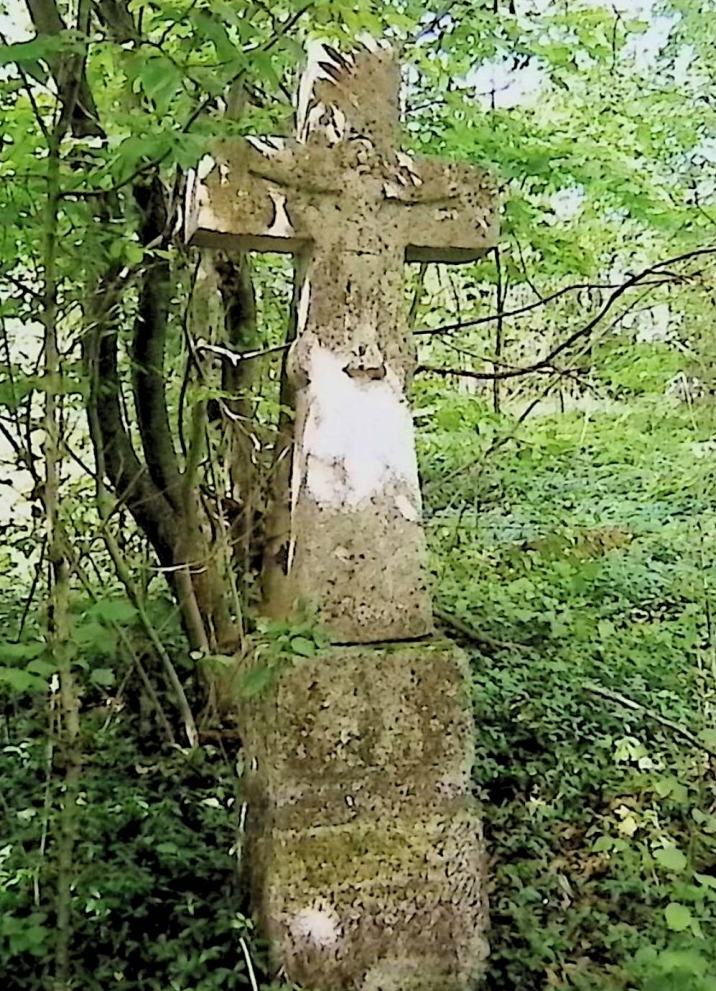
[34,714,54,908]
[583,682,716,759]
[428,248,711,380]
[417,259,695,384]
[414,279,670,337]
[99,515,200,747]
[423,339,600,495]
[17,534,47,640]
[239,936,259,991]
[195,340,289,365]
[1,270,44,301]
[434,607,529,653]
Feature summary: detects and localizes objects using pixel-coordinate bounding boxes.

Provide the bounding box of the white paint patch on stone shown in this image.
[302,102,347,145]
[396,151,421,183]
[395,493,420,522]
[327,106,347,143]
[296,277,312,333]
[290,903,341,948]
[383,180,404,199]
[302,344,420,510]
[192,180,224,235]
[246,135,286,156]
[265,190,294,237]
[197,154,216,181]
[183,171,200,241]
[355,33,391,55]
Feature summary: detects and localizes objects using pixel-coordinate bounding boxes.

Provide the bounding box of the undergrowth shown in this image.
[3,388,716,989]
[422,390,716,990]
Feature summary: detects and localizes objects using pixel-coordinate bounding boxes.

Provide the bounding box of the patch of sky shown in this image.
[0,1,32,42]
[464,56,548,111]
[458,0,677,114]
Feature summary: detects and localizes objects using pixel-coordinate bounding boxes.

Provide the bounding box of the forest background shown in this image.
[2,0,716,989]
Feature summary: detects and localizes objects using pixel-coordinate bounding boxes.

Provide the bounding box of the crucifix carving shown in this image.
[186,41,498,991]
[186,43,496,644]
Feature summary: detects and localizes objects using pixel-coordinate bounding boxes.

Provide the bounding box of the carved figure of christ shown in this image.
[186,45,496,644]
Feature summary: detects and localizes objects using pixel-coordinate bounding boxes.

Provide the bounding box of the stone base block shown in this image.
[239,639,488,990]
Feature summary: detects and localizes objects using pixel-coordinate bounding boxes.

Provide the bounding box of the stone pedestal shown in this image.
[239,640,488,990]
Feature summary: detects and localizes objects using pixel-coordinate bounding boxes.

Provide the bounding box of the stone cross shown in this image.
[186,43,496,644]
[186,42,498,991]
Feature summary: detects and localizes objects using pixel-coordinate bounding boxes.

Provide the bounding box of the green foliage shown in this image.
[418,372,716,990]
[8,352,716,989]
[1,728,253,990]
[597,342,685,397]
[237,620,329,697]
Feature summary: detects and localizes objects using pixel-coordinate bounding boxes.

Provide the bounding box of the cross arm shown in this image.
[184,139,337,253]
[385,156,498,263]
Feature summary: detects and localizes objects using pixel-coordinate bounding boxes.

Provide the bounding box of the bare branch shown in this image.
[584,682,716,759]
[419,247,715,381]
[415,278,673,338]
[435,607,529,653]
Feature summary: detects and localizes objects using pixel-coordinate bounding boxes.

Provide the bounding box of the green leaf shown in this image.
[252,50,279,88]
[26,658,57,678]
[171,132,208,171]
[201,653,235,671]
[0,667,46,693]
[1,913,50,956]
[289,636,317,657]
[87,599,138,625]
[156,841,179,855]
[73,621,115,651]
[90,667,115,688]
[0,373,37,411]
[111,132,173,183]
[654,776,676,798]
[654,846,688,872]
[191,10,243,65]
[694,872,716,890]
[665,903,693,932]
[137,56,182,115]
[0,642,45,663]
[238,665,274,699]
[654,948,710,976]
[0,35,72,67]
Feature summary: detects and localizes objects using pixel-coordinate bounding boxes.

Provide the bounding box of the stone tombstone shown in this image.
[186,41,498,991]
[186,42,497,645]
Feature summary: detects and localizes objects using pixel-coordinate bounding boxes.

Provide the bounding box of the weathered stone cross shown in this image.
[187,42,498,991]
[187,43,496,645]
